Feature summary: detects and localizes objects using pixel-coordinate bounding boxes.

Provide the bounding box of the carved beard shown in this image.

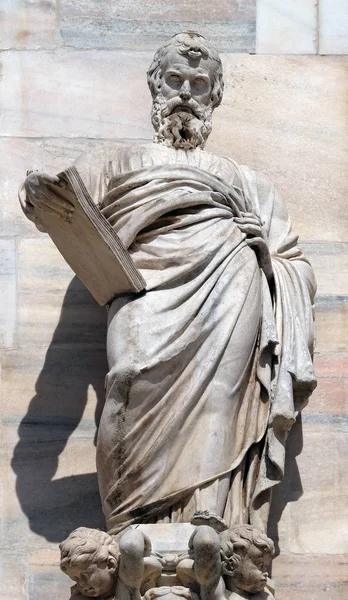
[151,93,213,150]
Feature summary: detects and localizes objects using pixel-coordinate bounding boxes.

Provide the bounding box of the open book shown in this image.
[33,166,146,306]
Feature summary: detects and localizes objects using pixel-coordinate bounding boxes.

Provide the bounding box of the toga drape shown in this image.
[73,142,316,535]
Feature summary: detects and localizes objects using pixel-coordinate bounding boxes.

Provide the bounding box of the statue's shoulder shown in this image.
[74,140,148,166]
[213,154,268,197]
[73,141,161,181]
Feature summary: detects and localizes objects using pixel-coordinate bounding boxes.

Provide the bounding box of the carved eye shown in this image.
[192,77,208,90]
[168,74,182,85]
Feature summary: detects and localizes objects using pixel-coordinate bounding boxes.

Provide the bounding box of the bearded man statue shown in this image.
[20,32,316,538]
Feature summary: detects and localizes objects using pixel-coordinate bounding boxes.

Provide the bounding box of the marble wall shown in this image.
[1,2,348,599]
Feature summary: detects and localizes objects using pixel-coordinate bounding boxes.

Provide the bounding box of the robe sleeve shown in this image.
[238,166,317,524]
[256,172,317,419]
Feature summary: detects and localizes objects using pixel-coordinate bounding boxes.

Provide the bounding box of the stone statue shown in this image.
[175,525,274,600]
[220,525,275,599]
[20,31,316,597]
[60,527,162,599]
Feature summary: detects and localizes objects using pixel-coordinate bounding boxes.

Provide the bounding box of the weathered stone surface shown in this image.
[289,489,348,554]
[314,297,348,353]
[0,138,43,237]
[273,554,348,600]
[0,239,16,348]
[0,553,27,599]
[314,352,348,378]
[269,419,348,556]
[28,550,68,600]
[307,377,348,416]
[2,420,104,550]
[257,0,317,54]
[288,423,348,554]
[208,55,348,242]
[302,243,348,296]
[297,426,348,491]
[17,237,107,348]
[1,345,106,424]
[59,0,256,52]
[0,50,153,139]
[319,0,348,54]
[0,0,59,50]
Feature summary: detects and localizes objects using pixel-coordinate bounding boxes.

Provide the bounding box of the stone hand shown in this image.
[234,212,273,281]
[24,171,75,220]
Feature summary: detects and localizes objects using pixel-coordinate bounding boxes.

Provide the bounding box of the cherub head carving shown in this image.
[147,32,224,150]
[60,527,120,597]
[220,525,275,595]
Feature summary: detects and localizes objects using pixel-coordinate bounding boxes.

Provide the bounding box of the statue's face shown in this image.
[159,49,214,115]
[234,545,271,594]
[67,559,116,597]
[151,49,215,149]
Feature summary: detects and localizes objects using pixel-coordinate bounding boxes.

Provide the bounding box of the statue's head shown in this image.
[59,527,120,597]
[147,32,224,150]
[220,525,274,594]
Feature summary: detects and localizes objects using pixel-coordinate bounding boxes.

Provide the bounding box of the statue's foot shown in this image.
[190,511,228,533]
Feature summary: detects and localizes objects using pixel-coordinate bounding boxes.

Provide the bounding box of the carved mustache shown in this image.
[161,96,205,119]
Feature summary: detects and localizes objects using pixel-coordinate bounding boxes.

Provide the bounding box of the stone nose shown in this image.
[179,81,191,100]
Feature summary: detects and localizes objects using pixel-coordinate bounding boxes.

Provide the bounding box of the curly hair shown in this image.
[220,525,275,575]
[60,527,120,574]
[147,32,224,110]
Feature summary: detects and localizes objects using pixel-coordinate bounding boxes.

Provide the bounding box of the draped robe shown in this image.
[73,142,317,535]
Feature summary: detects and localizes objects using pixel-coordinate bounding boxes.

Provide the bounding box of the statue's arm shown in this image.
[19,143,121,230]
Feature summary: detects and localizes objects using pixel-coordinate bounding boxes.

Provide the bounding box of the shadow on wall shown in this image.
[268,416,304,557]
[12,277,108,543]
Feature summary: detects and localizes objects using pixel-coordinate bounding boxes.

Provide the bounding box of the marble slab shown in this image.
[319,0,348,54]
[0,138,43,237]
[314,352,348,378]
[257,0,317,54]
[0,50,154,139]
[2,418,104,551]
[302,243,348,296]
[28,550,69,600]
[307,377,348,416]
[273,553,348,600]
[314,297,348,353]
[59,0,256,52]
[269,418,348,556]
[289,487,348,554]
[17,237,107,349]
[0,239,16,349]
[0,0,59,50]
[0,553,27,600]
[208,55,348,242]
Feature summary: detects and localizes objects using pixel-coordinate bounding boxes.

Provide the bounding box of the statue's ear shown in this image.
[107,556,118,574]
[154,69,162,93]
